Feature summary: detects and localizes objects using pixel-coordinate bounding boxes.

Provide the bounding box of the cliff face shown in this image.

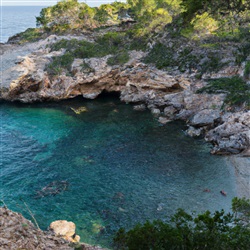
[0,207,73,250]
[1,33,249,156]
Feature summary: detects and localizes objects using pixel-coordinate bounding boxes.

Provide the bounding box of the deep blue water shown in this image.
[1,6,45,43]
[0,97,236,247]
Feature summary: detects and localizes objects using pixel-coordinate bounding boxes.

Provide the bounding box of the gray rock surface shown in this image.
[206,112,250,154]
[190,109,221,127]
[186,126,203,137]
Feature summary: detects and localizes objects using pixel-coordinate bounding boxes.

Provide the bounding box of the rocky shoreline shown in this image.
[0,206,106,250]
[1,34,249,156]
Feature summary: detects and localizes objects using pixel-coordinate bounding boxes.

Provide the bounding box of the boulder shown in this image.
[164,106,176,117]
[186,126,203,137]
[190,109,221,127]
[133,104,146,111]
[206,111,250,154]
[50,220,80,243]
[151,108,161,115]
[158,116,171,124]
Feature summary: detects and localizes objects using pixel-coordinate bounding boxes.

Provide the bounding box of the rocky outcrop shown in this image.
[1,45,183,104]
[206,111,250,155]
[1,35,249,155]
[0,207,73,250]
[50,220,80,243]
[0,207,106,250]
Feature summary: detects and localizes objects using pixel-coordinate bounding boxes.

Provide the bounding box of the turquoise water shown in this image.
[0,97,236,247]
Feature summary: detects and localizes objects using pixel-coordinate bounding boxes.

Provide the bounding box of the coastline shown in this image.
[1,1,250,248]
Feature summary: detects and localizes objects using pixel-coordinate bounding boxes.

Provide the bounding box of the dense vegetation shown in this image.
[46,32,132,75]
[36,0,129,32]
[197,76,250,109]
[113,197,250,250]
[34,0,250,37]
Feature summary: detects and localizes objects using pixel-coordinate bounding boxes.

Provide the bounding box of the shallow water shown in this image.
[0,97,236,247]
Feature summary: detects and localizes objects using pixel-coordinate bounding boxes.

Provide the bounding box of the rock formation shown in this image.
[50,220,80,243]
[0,207,106,250]
[0,207,72,250]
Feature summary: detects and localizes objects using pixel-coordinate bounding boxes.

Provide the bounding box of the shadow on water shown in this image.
[0,96,236,247]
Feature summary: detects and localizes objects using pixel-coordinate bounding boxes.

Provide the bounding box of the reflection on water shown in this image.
[0,97,236,247]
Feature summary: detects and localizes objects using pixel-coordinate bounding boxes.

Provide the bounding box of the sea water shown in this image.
[0,97,236,247]
[1,6,45,43]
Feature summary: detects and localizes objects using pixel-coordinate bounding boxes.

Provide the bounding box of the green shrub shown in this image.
[200,43,220,49]
[244,61,250,78]
[199,53,224,73]
[50,33,128,59]
[16,28,43,43]
[143,42,199,72]
[114,198,250,250]
[197,76,250,108]
[49,38,81,52]
[96,32,128,53]
[143,43,175,69]
[47,33,136,75]
[107,52,130,66]
[46,52,74,76]
[235,42,250,65]
[72,40,104,58]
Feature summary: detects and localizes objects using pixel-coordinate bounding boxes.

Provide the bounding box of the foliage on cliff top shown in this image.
[41,1,250,80]
[8,28,45,44]
[35,0,250,38]
[46,32,132,75]
[36,0,130,33]
[197,76,250,109]
[114,197,250,250]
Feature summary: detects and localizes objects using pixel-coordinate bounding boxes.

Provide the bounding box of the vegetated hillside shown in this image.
[12,0,249,109]
[17,0,250,45]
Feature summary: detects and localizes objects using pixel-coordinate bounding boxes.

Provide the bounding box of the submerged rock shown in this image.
[133,104,146,111]
[35,180,69,198]
[158,116,171,124]
[71,106,88,114]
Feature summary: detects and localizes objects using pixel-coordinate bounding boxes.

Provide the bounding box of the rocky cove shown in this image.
[1,3,250,248]
[0,31,249,248]
[1,33,250,155]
